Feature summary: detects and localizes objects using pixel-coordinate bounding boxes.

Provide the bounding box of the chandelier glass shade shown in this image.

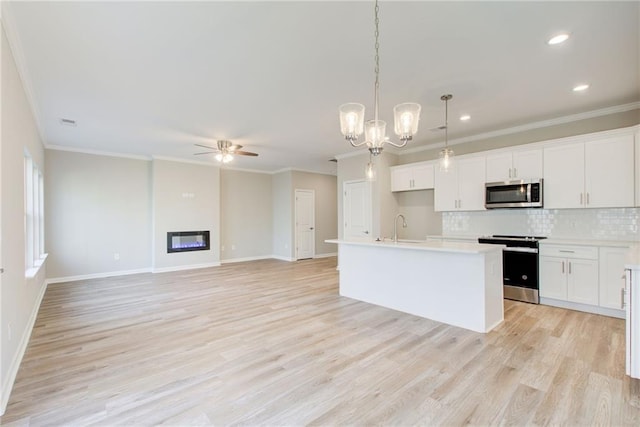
[339,0,421,156]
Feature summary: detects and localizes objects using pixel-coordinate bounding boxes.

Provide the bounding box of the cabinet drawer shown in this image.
[540,245,598,259]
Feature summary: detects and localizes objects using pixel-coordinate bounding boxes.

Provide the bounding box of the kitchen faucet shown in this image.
[393,214,407,243]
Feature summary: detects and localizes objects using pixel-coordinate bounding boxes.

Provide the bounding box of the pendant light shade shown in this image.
[438,94,454,172]
[338,0,421,156]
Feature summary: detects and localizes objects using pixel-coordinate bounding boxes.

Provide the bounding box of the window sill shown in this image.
[25,253,48,279]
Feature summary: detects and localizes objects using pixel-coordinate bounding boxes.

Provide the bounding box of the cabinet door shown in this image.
[485,152,512,182]
[412,163,435,190]
[540,256,567,300]
[599,247,628,309]
[567,258,599,305]
[390,167,413,192]
[513,148,543,180]
[457,156,486,211]
[585,135,635,208]
[636,129,640,207]
[434,163,459,211]
[543,143,585,208]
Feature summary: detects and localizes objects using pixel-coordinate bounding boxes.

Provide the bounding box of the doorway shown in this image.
[343,180,372,240]
[295,189,315,260]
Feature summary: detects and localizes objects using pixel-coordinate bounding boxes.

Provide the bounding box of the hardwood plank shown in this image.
[1,257,639,425]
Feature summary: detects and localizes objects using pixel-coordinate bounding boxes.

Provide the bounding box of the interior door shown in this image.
[295,189,315,260]
[343,180,372,240]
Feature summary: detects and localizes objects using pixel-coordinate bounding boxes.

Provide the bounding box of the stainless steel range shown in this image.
[477,235,547,304]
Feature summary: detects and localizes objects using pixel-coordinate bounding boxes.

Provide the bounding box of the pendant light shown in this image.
[439,94,454,172]
[365,153,377,181]
[339,0,421,156]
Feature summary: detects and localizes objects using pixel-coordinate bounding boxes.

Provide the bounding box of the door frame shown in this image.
[343,179,372,241]
[294,188,315,260]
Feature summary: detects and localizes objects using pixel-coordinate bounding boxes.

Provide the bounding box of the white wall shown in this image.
[394,190,442,240]
[337,151,398,240]
[45,150,152,279]
[1,22,47,413]
[151,159,220,271]
[292,171,337,256]
[220,169,272,261]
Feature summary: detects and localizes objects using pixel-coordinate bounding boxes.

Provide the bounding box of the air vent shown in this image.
[59,118,77,127]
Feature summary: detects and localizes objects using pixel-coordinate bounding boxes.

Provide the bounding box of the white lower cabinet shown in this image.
[599,247,629,310]
[540,243,631,316]
[540,245,599,305]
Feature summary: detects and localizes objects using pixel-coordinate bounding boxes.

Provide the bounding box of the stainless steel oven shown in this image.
[478,235,547,304]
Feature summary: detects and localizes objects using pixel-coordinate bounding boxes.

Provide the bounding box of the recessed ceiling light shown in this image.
[573,84,590,92]
[548,33,569,45]
[460,115,471,121]
[59,118,77,126]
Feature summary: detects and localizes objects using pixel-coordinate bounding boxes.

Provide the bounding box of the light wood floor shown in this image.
[2,257,640,425]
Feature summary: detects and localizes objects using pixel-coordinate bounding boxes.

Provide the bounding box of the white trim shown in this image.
[151,155,218,167]
[0,280,48,416]
[0,2,46,145]
[220,255,273,264]
[151,262,221,274]
[25,253,48,279]
[314,252,337,259]
[400,101,640,156]
[46,144,151,161]
[271,255,295,262]
[220,166,274,175]
[46,267,152,284]
[540,297,625,319]
[272,167,337,177]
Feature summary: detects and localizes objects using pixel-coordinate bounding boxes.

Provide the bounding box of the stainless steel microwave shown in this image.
[485,179,543,209]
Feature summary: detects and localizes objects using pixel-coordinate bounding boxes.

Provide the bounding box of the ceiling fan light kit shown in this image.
[339,0,421,157]
[193,140,258,163]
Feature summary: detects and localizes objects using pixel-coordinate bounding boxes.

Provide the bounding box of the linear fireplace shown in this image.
[167,231,210,253]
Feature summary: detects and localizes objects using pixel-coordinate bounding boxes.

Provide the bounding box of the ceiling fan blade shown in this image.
[194,143,217,150]
[228,144,243,151]
[193,151,216,155]
[234,151,258,157]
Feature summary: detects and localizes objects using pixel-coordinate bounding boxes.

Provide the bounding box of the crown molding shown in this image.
[400,101,640,156]
[46,144,151,161]
[151,155,219,167]
[271,167,337,176]
[1,2,46,146]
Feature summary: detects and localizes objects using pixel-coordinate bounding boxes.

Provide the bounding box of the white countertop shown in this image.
[325,239,503,255]
[542,238,638,248]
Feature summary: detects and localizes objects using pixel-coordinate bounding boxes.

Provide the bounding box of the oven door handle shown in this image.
[503,247,539,254]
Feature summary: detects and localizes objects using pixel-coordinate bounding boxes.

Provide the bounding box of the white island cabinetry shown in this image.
[327,239,504,333]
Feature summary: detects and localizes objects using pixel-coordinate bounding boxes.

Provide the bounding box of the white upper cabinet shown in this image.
[390,162,434,192]
[435,155,486,211]
[544,134,634,209]
[485,148,543,182]
[636,129,640,207]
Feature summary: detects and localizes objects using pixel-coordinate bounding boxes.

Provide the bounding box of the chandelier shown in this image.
[339,0,421,156]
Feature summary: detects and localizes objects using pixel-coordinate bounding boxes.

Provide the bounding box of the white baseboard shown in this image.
[540,297,625,319]
[221,255,272,264]
[271,255,295,262]
[1,280,48,415]
[46,267,152,284]
[314,252,337,259]
[152,262,221,274]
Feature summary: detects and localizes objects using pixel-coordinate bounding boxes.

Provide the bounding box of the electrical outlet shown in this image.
[231,244,236,251]
[113,253,120,261]
[222,245,225,251]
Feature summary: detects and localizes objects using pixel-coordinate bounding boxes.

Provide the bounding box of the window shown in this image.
[24,150,45,275]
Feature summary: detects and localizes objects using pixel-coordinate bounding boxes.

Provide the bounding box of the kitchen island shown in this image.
[326,239,504,333]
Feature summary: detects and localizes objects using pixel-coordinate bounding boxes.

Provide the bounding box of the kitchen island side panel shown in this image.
[337,243,503,333]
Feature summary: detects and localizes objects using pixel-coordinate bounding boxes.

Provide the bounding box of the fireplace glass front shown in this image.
[167,231,210,253]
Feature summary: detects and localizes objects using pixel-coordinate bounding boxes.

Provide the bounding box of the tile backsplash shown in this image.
[443,208,639,241]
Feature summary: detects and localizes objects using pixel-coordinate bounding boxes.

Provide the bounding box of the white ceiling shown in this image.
[3,1,639,175]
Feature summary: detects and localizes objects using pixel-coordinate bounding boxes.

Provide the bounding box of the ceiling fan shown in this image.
[194,140,258,163]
